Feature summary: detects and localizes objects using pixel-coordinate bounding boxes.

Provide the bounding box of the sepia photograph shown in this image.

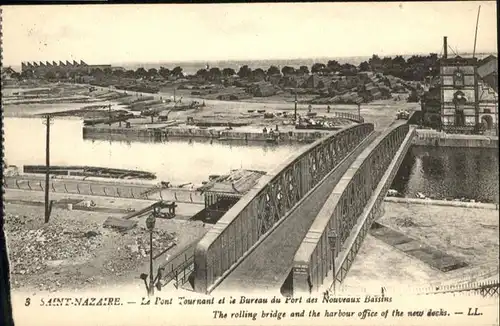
[1,2,499,325]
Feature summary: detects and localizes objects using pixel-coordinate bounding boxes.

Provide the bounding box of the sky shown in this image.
[2,2,498,67]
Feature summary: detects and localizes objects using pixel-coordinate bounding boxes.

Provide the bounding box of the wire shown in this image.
[448,45,458,57]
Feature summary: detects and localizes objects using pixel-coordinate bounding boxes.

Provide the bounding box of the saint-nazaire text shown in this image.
[39,297,123,306]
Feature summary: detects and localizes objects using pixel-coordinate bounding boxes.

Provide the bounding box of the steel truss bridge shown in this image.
[193,119,419,295]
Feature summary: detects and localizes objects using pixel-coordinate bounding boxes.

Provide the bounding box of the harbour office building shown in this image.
[439,37,480,134]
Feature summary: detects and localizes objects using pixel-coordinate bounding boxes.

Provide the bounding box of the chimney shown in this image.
[443,36,448,59]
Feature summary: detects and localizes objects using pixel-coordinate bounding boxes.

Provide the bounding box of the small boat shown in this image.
[83,113,134,126]
[416,192,426,199]
[387,189,399,197]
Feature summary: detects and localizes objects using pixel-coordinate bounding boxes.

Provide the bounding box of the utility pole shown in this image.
[108,103,112,126]
[294,90,298,123]
[42,115,53,223]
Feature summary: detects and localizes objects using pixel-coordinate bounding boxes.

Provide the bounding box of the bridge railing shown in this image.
[194,123,374,293]
[330,112,364,123]
[3,177,204,204]
[293,123,413,293]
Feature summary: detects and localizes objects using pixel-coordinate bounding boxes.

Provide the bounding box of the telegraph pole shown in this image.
[42,115,53,223]
[294,90,298,123]
[108,103,111,126]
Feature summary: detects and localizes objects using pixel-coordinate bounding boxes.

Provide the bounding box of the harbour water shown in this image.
[6,117,499,202]
[3,117,303,184]
[392,145,500,203]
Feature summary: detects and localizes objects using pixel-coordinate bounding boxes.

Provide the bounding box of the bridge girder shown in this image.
[194,123,375,294]
[293,124,416,294]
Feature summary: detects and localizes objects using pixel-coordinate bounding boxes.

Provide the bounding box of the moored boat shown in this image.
[23,165,156,180]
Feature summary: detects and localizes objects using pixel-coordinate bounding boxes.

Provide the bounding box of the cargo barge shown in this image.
[23,165,156,180]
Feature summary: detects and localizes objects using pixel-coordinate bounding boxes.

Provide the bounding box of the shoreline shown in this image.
[384,197,498,210]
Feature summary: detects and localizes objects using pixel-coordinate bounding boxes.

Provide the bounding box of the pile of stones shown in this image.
[5,213,103,275]
[104,228,177,274]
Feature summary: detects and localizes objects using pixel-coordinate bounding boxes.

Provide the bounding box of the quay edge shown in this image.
[412,129,499,148]
[82,125,332,142]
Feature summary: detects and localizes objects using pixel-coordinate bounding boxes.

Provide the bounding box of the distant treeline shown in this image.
[17,53,441,82]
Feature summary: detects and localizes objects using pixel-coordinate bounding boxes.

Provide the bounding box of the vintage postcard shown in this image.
[1,2,499,325]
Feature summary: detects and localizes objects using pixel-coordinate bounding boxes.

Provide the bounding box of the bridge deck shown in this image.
[213,187,323,294]
[213,132,378,295]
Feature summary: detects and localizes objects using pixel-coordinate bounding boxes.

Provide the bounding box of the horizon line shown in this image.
[109,50,498,65]
[5,50,498,68]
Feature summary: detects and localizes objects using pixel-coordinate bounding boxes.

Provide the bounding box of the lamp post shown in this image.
[327,229,337,294]
[145,210,157,297]
[357,103,361,121]
[140,208,165,296]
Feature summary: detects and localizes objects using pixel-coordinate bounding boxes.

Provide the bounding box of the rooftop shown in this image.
[440,56,478,66]
[199,169,266,196]
[477,55,497,78]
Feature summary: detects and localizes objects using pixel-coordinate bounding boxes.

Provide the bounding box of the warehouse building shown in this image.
[21,60,112,77]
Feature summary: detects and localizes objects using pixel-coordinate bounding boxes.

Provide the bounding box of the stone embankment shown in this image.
[384,197,498,210]
[413,129,499,148]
